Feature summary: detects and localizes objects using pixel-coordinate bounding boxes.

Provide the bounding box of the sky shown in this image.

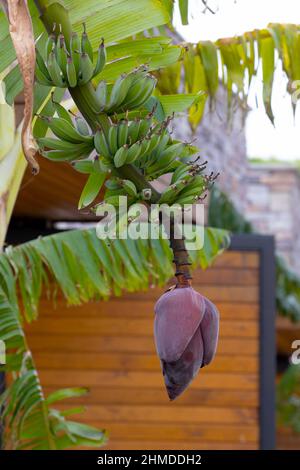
[173,0,300,161]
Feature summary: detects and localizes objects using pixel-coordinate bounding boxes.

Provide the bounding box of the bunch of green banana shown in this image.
[37,114,94,162]
[35,24,107,88]
[92,67,157,114]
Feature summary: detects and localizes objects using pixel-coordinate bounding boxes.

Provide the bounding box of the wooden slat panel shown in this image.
[102,440,258,450]
[58,404,258,425]
[192,268,258,285]
[44,387,259,407]
[25,251,261,450]
[39,299,259,320]
[38,370,258,390]
[28,335,259,355]
[27,317,259,338]
[212,252,259,268]
[73,420,260,443]
[120,285,259,302]
[34,352,258,373]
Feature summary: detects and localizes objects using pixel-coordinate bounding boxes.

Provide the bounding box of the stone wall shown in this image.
[174,87,300,274]
[244,164,300,274]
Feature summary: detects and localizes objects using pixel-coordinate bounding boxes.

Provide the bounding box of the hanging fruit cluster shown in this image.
[35,25,220,400]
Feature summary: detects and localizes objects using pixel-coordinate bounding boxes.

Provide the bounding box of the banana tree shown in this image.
[0,0,295,450]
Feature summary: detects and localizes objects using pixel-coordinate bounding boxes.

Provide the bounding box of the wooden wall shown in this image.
[25,249,261,450]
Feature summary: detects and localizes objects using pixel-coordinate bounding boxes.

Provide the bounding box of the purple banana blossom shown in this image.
[154,286,219,400]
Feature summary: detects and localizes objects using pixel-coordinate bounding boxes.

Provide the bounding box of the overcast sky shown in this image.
[173,0,300,161]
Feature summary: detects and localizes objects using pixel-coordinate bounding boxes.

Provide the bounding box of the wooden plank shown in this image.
[44,386,259,407]
[192,268,258,285]
[34,353,258,373]
[213,252,259,268]
[38,299,259,320]
[72,420,260,442]
[28,335,259,355]
[38,370,258,390]
[102,440,259,450]
[119,285,259,302]
[58,404,258,425]
[26,318,259,338]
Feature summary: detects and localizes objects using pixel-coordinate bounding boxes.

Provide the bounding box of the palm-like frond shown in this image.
[0,225,229,449]
[157,23,300,129]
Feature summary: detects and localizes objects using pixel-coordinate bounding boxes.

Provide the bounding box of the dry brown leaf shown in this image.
[6,0,39,174]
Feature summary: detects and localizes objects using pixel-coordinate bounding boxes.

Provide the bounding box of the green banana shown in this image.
[45,33,56,59]
[66,56,77,87]
[104,195,122,207]
[47,51,65,87]
[114,145,128,168]
[108,73,135,111]
[37,137,92,152]
[117,120,129,147]
[146,143,185,175]
[35,66,53,86]
[127,119,141,144]
[176,175,205,199]
[94,129,111,158]
[72,160,94,174]
[107,125,119,155]
[81,23,94,61]
[70,32,81,74]
[35,47,52,81]
[79,83,103,114]
[171,163,190,184]
[95,81,107,111]
[41,144,92,161]
[78,52,94,85]
[75,116,90,136]
[93,39,106,77]
[125,141,142,164]
[123,75,156,110]
[56,35,68,77]
[120,179,137,197]
[138,117,152,139]
[39,116,93,144]
[52,98,73,125]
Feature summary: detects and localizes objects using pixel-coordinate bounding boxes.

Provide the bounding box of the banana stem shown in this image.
[169,216,192,287]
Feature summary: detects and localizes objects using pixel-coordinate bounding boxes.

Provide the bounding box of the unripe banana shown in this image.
[47,51,65,87]
[78,52,94,85]
[95,81,107,111]
[37,137,86,151]
[171,163,190,184]
[81,23,94,61]
[108,125,119,155]
[45,33,56,59]
[114,145,129,168]
[39,116,93,144]
[104,195,122,207]
[146,132,161,154]
[123,75,156,110]
[66,56,77,87]
[52,98,73,125]
[56,35,68,77]
[70,32,81,74]
[125,141,142,164]
[176,175,206,199]
[94,129,111,158]
[147,142,185,175]
[75,116,90,136]
[138,117,152,139]
[72,160,94,174]
[108,73,135,111]
[117,120,129,147]
[35,65,53,86]
[36,47,52,82]
[120,179,137,197]
[41,142,92,161]
[93,39,106,77]
[127,119,141,144]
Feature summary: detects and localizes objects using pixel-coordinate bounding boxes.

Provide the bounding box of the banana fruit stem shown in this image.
[169,217,192,287]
